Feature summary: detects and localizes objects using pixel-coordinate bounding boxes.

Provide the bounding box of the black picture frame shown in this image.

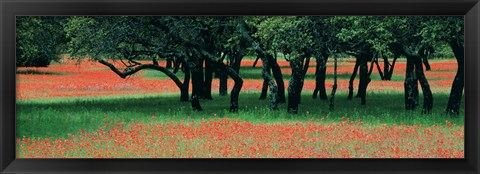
[1,0,479,173]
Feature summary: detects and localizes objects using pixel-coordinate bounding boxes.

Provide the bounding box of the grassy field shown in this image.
[16,58,464,158]
[17,92,464,139]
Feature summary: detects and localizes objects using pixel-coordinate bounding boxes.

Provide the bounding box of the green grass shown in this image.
[17,92,464,139]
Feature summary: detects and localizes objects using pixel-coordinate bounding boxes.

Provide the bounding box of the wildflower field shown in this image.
[16,58,464,158]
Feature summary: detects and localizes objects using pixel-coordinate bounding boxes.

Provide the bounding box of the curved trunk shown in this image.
[413,55,433,114]
[446,41,465,115]
[269,55,286,103]
[297,56,311,104]
[374,58,385,80]
[387,56,398,80]
[97,59,187,101]
[259,62,271,100]
[260,56,278,110]
[222,64,244,112]
[348,59,360,100]
[423,56,431,71]
[231,53,244,73]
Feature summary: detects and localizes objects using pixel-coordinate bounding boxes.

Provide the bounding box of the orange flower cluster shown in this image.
[17,60,181,99]
[17,118,463,158]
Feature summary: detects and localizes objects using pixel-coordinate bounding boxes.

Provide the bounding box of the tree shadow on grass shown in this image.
[16,69,68,75]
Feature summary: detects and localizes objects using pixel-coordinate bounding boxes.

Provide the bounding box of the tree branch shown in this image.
[97,59,184,89]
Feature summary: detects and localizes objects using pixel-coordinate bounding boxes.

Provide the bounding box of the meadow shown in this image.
[16,58,464,158]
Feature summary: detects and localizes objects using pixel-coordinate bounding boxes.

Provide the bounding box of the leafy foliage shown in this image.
[16,16,67,67]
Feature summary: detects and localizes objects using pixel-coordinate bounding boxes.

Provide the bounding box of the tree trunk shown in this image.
[412,55,433,114]
[231,53,243,73]
[374,58,385,80]
[217,62,244,112]
[313,53,328,100]
[197,59,205,98]
[404,56,419,110]
[180,60,190,102]
[252,56,260,67]
[385,56,398,80]
[259,62,271,100]
[260,56,278,110]
[422,55,431,71]
[348,58,360,100]
[269,55,286,103]
[382,56,389,80]
[166,58,173,69]
[190,60,203,111]
[219,66,228,96]
[357,55,371,105]
[446,41,465,115]
[203,58,213,100]
[287,59,303,114]
[329,56,338,111]
[297,56,310,104]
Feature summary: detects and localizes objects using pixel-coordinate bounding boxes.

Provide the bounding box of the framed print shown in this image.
[1,0,479,173]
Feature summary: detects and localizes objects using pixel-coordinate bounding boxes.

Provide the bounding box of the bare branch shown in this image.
[97,59,184,89]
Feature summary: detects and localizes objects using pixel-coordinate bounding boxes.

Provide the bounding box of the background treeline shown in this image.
[16,16,464,115]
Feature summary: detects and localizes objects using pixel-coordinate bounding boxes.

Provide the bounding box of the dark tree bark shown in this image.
[357,54,371,105]
[404,56,418,110]
[348,58,360,100]
[218,69,228,96]
[166,58,173,69]
[259,56,278,110]
[259,63,271,100]
[374,58,385,80]
[203,58,213,100]
[229,52,244,73]
[367,56,375,75]
[313,52,328,100]
[152,57,159,66]
[180,60,190,102]
[190,59,203,111]
[446,41,465,115]
[269,55,286,103]
[382,56,389,80]
[422,56,431,71]
[297,56,311,104]
[252,56,260,68]
[329,56,338,111]
[412,55,433,114]
[287,59,303,114]
[385,56,398,80]
[218,54,228,96]
[97,59,187,102]
[215,62,244,112]
[197,58,205,99]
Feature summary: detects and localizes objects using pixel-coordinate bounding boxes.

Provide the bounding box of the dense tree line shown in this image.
[16,16,464,115]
